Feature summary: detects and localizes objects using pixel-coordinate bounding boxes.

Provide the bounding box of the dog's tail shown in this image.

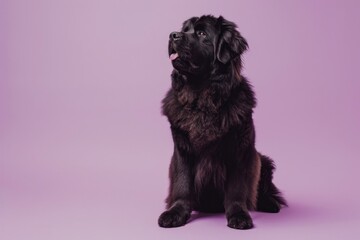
[256,154,287,212]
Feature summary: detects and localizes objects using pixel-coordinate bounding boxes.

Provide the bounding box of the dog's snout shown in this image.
[170,32,183,41]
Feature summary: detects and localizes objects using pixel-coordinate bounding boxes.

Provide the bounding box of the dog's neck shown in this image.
[171,69,239,111]
[171,68,237,90]
[171,70,208,90]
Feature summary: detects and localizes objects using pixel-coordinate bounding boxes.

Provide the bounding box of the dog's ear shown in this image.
[216,16,248,64]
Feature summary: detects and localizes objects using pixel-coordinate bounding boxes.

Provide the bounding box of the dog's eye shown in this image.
[196,30,207,37]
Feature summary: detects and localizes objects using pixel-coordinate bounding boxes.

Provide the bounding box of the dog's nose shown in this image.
[170,32,183,41]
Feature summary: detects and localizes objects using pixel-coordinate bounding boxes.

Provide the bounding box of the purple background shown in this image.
[1,0,360,239]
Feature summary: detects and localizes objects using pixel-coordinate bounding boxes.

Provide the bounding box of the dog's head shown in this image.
[168,15,248,79]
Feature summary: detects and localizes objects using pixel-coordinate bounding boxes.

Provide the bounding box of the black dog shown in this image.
[158,15,286,230]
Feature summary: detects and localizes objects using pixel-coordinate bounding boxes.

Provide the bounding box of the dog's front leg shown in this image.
[158,128,193,228]
[224,149,256,230]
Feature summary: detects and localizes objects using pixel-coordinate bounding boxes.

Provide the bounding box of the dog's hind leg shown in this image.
[256,154,287,213]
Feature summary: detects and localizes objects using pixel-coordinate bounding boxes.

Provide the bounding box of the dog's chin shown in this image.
[171,57,191,74]
[170,55,203,75]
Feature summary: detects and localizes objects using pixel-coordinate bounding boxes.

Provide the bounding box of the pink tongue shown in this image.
[170,53,179,61]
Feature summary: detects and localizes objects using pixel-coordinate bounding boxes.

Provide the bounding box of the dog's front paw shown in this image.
[227,213,254,230]
[158,210,189,228]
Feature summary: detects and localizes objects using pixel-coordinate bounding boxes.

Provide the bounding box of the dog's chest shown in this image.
[173,103,224,147]
[163,87,245,148]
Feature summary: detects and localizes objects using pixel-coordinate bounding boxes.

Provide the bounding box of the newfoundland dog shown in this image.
[158,15,286,230]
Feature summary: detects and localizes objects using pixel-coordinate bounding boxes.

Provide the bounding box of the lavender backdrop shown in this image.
[1,0,360,239]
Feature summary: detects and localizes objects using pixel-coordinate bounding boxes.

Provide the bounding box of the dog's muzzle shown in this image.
[169,32,183,41]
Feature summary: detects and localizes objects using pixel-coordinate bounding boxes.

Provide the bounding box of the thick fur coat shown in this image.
[158,15,286,230]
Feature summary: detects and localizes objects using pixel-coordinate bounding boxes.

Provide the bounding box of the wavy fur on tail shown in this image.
[256,154,287,213]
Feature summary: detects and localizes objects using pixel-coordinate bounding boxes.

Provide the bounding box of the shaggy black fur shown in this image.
[158,15,287,230]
